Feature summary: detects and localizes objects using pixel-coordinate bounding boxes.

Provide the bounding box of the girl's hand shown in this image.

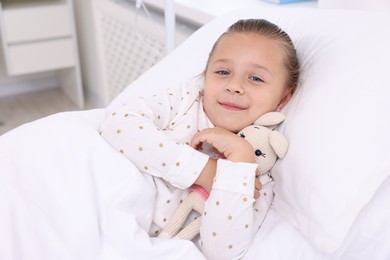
[191,127,255,164]
[192,127,261,198]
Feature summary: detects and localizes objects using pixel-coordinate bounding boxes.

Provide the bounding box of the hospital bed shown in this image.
[1,6,390,260]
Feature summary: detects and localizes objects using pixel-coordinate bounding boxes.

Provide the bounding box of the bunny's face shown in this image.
[239,125,279,175]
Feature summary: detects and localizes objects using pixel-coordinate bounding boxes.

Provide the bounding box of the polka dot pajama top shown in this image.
[99,83,275,259]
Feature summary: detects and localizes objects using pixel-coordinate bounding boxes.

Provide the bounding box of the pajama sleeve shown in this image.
[99,85,209,189]
[199,159,275,260]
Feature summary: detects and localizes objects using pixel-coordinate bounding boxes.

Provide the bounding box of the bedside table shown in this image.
[0,0,84,108]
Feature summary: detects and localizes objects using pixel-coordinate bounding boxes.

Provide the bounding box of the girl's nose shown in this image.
[225,78,244,94]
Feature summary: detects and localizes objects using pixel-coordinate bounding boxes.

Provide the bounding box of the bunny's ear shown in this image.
[254,112,286,128]
[269,131,289,159]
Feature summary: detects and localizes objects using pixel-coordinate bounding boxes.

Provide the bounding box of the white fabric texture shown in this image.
[200,160,275,260]
[0,110,205,260]
[109,7,390,253]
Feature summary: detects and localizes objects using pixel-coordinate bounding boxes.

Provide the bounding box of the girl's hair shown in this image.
[205,19,300,91]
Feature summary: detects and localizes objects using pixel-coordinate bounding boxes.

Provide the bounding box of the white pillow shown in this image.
[269,9,390,253]
[108,7,390,253]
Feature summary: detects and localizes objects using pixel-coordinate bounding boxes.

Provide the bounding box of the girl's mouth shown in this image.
[219,102,246,111]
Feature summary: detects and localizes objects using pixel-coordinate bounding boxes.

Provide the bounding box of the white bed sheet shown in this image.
[244,178,390,260]
[0,109,204,260]
[1,109,389,259]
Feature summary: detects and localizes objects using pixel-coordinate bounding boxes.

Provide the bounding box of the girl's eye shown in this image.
[216,70,230,76]
[250,76,264,83]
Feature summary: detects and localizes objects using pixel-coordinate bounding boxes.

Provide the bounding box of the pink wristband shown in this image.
[189,184,209,200]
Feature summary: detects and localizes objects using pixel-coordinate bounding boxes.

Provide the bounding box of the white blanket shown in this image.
[0,109,204,260]
[1,109,390,260]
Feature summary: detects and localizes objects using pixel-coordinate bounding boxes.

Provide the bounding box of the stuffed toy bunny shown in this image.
[158,112,288,240]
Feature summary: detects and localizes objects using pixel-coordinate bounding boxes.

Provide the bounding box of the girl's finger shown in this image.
[190,129,214,148]
[190,132,204,148]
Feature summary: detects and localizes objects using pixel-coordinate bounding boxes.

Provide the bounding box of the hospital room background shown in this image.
[0,0,387,135]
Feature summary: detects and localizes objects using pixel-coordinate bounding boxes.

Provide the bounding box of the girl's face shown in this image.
[203,32,292,133]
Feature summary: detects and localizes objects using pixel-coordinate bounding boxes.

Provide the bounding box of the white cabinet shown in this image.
[0,0,84,108]
[3,3,71,44]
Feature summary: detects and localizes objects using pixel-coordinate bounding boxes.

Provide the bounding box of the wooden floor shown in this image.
[0,88,96,136]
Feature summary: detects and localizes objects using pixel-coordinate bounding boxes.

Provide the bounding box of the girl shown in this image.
[100,18,299,259]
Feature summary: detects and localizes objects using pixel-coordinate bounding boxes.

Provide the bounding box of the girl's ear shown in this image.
[276,87,293,111]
